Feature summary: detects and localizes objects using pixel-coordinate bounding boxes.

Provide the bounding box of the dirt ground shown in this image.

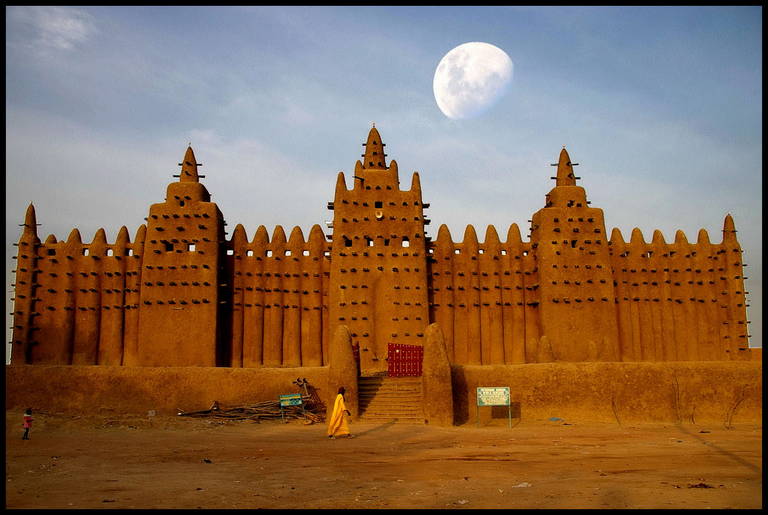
[5,411,762,510]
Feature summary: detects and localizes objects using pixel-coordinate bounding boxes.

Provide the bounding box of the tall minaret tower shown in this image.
[136,147,228,366]
[10,203,41,365]
[529,148,620,361]
[328,126,430,374]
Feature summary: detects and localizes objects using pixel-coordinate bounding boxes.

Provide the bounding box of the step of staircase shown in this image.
[358,376,425,424]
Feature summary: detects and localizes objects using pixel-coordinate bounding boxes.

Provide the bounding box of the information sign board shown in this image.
[279,393,305,423]
[279,394,303,407]
[477,387,510,406]
[476,387,512,428]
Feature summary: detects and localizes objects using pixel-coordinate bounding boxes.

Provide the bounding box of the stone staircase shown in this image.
[357,376,425,424]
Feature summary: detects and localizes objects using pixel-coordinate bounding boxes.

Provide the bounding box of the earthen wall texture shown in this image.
[5,362,761,425]
[452,361,762,425]
[9,130,755,370]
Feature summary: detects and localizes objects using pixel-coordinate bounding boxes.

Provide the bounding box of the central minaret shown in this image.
[529,148,620,361]
[328,125,430,374]
[137,147,228,366]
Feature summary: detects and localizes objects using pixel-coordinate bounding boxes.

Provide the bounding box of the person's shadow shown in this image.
[352,421,397,437]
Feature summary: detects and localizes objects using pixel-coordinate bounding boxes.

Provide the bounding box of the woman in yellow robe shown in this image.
[327,387,354,439]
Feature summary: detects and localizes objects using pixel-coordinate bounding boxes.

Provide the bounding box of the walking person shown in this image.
[327,387,354,439]
[22,408,33,440]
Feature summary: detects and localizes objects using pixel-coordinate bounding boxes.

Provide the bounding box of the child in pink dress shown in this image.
[22,408,33,440]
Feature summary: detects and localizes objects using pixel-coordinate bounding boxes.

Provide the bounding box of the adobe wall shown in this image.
[452,362,762,425]
[608,221,750,362]
[4,365,330,417]
[7,361,761,426]
[428,223,537,366]
[228,224,331,368]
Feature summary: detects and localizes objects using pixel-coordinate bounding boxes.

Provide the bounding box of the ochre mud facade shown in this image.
[10,126,756,371]
[4,361,762,424]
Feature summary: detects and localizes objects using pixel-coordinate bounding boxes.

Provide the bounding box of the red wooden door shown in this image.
[387,343,423,377]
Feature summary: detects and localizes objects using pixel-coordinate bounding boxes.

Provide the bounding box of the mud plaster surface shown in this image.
[5,411,762,509]
[5,362,762,425]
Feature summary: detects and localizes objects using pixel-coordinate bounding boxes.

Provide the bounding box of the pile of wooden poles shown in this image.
[177,379,326,424]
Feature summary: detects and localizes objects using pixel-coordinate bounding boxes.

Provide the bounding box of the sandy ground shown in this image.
[5,411,762,510]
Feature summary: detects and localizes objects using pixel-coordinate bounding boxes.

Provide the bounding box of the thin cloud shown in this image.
[7,6,97,54]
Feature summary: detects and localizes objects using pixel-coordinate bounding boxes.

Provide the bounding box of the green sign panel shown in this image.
[477,387,510,406]
[278,393,305,423]
[279,393,303,407]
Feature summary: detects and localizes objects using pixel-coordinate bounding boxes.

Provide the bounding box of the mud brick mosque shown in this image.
[10,125,755,376]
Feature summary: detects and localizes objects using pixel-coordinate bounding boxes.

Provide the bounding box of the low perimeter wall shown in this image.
[4,365,330,417]
[6,361,762,425]
[453,362,762,426]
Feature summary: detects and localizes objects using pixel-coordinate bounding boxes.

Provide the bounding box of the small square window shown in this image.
[375,201,383,209]
[227,249,234,256]
[165,243,174,252]
[188,243,196,252]
[246,250,253,257]
[83,248,90,256]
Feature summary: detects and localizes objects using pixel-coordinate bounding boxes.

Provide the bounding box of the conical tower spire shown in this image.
[722,212,738,244]
[361,123,387,170]
[555,147,577,186]
[179,146,200,183]
[543,147,586,208]
[22,202,39,239]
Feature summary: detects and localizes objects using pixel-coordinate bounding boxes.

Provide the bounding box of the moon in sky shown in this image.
[433,42,514,121]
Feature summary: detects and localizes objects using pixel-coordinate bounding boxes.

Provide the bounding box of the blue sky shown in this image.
[5,6,762,362]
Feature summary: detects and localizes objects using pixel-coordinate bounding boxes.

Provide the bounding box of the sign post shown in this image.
[476,387,512,428]
[279,393,305,423]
